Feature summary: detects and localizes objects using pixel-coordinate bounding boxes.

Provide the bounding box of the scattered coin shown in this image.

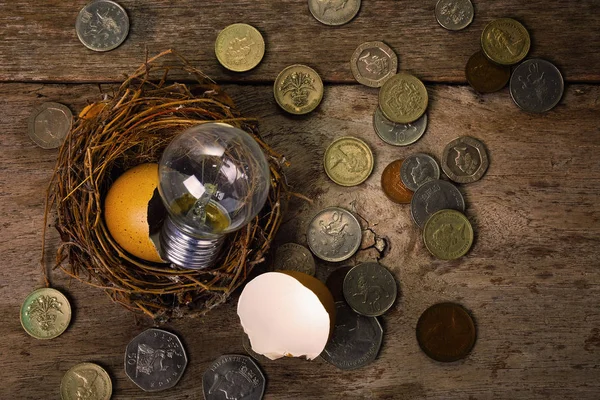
[20,287,71,340]
[423,209,473,260]
[272,243,316,276]
[442,136,489,184]
[481,18,530,66]
[379,73,428,124]
[373,107,427,146]
[307,207,362,262]
[324,136,374,186]
[320,301,383,370]
[350,41,398,87]
[381,159,414,204]
[343,262,397,317]
[124,328,187,392]
[416,302,476,362]
[465,51,511,93]
[410,179,465,228]
[203,354,265,400]
[60,362,112,400]
[400,153,440,192]
[435,0,474,31]
[510,59,564,113]
[325,266,354,302]
[76,0,129,52]
[308,0,361,26]
[274,64,324,115]
[215,23,265,72]
[27,102,72,149]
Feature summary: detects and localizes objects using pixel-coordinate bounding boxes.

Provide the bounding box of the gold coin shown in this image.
[20,287,71,340]
[274,64,324,115]
[324,137,374,186]
[378,73,428,124]
[60,362,112,400]
[481,18,530,66]
[215,23,265,72]
[423,209,473,260]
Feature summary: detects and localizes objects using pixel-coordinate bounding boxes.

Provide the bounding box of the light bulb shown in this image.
[158,123,270,269]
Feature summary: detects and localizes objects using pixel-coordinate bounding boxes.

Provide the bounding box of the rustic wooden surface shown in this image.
[2,1,600,399]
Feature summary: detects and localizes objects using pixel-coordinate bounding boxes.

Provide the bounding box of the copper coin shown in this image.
[416,302,476,362]
[381,159,413,204]
[465,51,511,93]
[326,266,353,302]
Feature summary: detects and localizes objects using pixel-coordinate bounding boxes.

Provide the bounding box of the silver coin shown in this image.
[435,0,474,31]
[27,102,72,149]
[124,328,187,392]
[410,179,465,228]
[343,262,397,317]
[203,354,265,400]
[442,136,489,184]
[76,0,129,52]
[320,301,382,370]
[307,207,362,262]
[510,59,564,113]
[272,243,316,276]
[350,41,397,88]
[373,107,427,146]
[400,153,440,191]
[308,0,361,26]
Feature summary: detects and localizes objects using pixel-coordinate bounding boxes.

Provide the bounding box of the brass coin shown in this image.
[381,159,413,204]
[215,23,265,72]
[481,18,530,66]
[20,287,71,340]
[416,302,476,362]
[274,64,324,115]
[324,136,374,186]
[465,51,511,93]
[60,362,112,400]
[379,73,428,124]
[423,209,473,260]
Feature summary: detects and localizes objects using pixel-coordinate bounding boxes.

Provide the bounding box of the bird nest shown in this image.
[43,50,288,321]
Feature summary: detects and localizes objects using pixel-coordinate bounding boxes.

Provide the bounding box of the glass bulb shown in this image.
[158,123,270,269]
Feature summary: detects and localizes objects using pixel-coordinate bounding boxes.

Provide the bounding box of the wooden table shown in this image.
[2,1,599,399]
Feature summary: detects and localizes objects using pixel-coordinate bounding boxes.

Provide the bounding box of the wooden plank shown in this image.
[1,0,599,83]
[1,82,600,399]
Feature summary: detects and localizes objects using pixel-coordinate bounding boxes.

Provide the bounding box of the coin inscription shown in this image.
[423,209,473,260]
[442,136,489,184]
[379,73,428,124]
[324,137,374,186]
[215,23,265,72]
[481,18,530,65]
[307,207,362,262]
[510,59,564,113]
[76,0,129,52]
[435,0,474,31]
[373,107,427,146]
[60,363,112,400]
[343,262,397,317]
[274,64,324,114]
[20,288,71,340]
[203,354,265,400]
[351,41,397,87]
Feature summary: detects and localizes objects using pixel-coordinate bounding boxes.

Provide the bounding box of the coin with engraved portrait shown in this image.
[435,0,474,31]
[307,207,362,262]
[308,0,361,26]
[202,354,265,400]
[381,159,413,204]
[60,362,112,400]
[27,102,72,149]
[373,107,427,146]
[510,59,564,113]
[379,73,428,124]
[442,136,489,184]
[350,41,398,87]
[343,262,397,317]
[124,328,187,392]
[465,51,511,93]
[423,209,473,260]
[76,0,129,52]
[274,64,324,115]
[324,137,374,186]
[272,243,316,276]
[410,179,465,229]
[400,153,440,191]
[20,287,71,340]
[320,301,383,370]
[215,23,265,72]
[481,18,530,65]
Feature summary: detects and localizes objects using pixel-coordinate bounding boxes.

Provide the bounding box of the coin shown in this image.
[510,59,564,113]
[308,0,361,26]
[274,64,324,115]
[307,207,362,262]
[410,180,465,229]
[442,136,489,184]
[326,266,353,302]
[215,23,265,72]
[381,160,413,204]
[320,301,383,370]
[203,354,265,400]
[273,243,316,276]
[76,0,129,52]
[343,262,397,317]
[481,18,530,66]
[435,0,474,31]
[27,102,72,149]
[350,41,398,87]
[416,302,476,362]
[60,362,112,400]
[20,287,71,339]
[124,328,187,392]
[424,209,473,259]
[373,107,427,146]
[400,153,440,191]
[324,137,374,186]
[379,73,428,124]
[465,51,511,93]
